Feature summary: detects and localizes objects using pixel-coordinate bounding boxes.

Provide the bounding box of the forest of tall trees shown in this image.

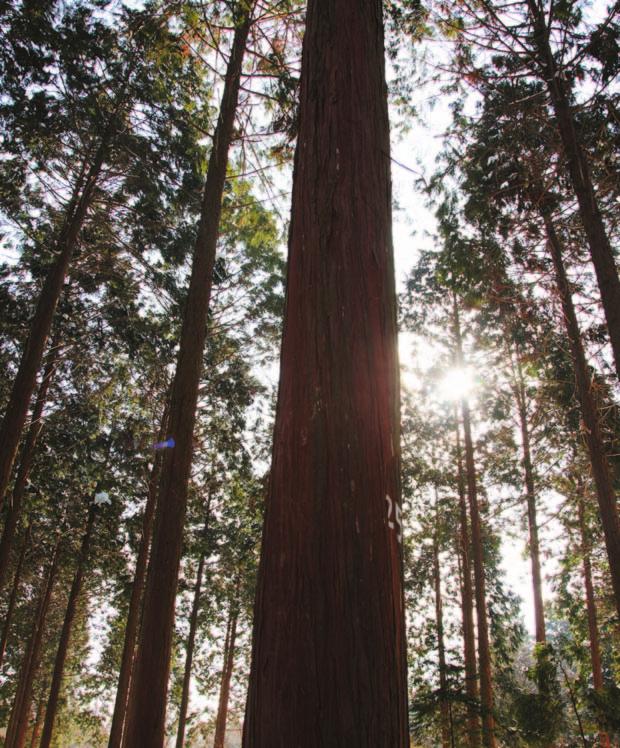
[0,0,618,745]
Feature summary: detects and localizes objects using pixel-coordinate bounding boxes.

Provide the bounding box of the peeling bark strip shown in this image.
[243,0,408,744]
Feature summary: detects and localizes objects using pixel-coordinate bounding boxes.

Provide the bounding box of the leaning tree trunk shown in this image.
[455,425,480,748]
[542,210,620,622]
[213,604,239,748]
[122,11,253,745]
[513,357,546,645]
[527,0,620,381]
[242,0,408,743]
[28,687,47,748]
[454,300,496,748]
[577,489,611,748]
[38,503,96,748]
[0,338,61,594]
[432,520,452,748]
[0,524,31,668]
[5,537,61,748]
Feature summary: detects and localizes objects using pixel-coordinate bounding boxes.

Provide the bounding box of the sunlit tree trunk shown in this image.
[0,524,31,669]
[122,10,253,744]
[243,0,408,743]
[213,604,239,748]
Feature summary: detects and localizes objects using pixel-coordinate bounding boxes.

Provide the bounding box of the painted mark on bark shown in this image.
[385,494,402,543]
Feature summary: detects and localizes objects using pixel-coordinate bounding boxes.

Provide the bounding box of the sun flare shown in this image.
[437,366,476,401]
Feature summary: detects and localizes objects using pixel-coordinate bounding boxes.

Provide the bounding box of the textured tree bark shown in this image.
[432,515,451,748]
[242,0,408,743]
[122,11,253,745]
[513,359,546,645]
[454,301,496,748]
[5,538,61,748]
[38,504,96,748]
[455,424,481,748]
[577,493,611,748]
[527,0,620,381]
[542,211,620,622]
[0,525,31,669]
[213,605,238,748]
[0,339,61,594]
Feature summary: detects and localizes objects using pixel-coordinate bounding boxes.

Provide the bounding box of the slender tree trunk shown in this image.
[38,504,96,748]
[577,491,611,748]
[0,339,61,594]
[542,211,620,622]
[122,12,253,745]
[243,0,408,743]
[5,538,61,748]
[28,685,48,748]
[454,300,496,748]
[0,524,31,668]
[0,143,106,506]
[108,408,168,748]
[175,504,212,748]
[432,517,451,748]
[513,358,546,644]
[456,424,481,748]
[527,0,620,380]
[213,605,239,748]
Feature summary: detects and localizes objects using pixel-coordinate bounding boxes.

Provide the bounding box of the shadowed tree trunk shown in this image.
[456,424,480,748]
[38,503,96,748]
[213,604,239,748]
[122,10,254,745]
[5,537,62,748]
[432,501,452,748]
[541,210,620,622]
[0,524,31,668]
[454,300,496,748]
[0,338,61,594]
[242,0,408,743]
[28,686,47,748]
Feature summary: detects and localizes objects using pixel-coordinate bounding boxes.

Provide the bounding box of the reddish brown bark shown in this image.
[542,211,620,622]
[0,339,61,594]
[122,11,253,745]
[5,538,61,748]
[28,688,47,748]
[38,504,96,748]
[213,605,238,748]
[527,0,620,381]
[454,301,496,748]
[432,514,451,748]
[0,525,31,669]
[456,425,481,748]
[243,0,408,744]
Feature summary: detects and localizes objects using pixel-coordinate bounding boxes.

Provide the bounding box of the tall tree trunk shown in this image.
[432,511,451,748]
[577,490,611,748]
[527,0,620,380]
[455,424,480,748]
[243,0,408,743]
[38,504,96,748]
[0,524,31,668]
[513,357,546,644]
[0,142,107,506]
[28,681,49,748]
[5,538,61,748]
[175,504,212,748]
[454,300,496,748]
[122,11,253,745]
[213,605,238,748]
[542,210,620,622]
[0,339,61,594]
[108,407,168,748]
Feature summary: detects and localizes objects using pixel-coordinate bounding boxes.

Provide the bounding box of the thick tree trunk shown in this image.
[432,520,451,748]
[38,504,96,748]
[5,538,61,748]
[108,409,168,748]
[513,359,546,644]
[122,12,253,745]
[455,424,481,748]
[577,491,611,748]
[454,301,496,748]
[243,0,408,744]
[0,525,31,668]
[0,339,61,594]
[213,605,238,748]
[542,212,620,622]
[0,145,106,506]
[175,504,211,748]
[528,0,620,381]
